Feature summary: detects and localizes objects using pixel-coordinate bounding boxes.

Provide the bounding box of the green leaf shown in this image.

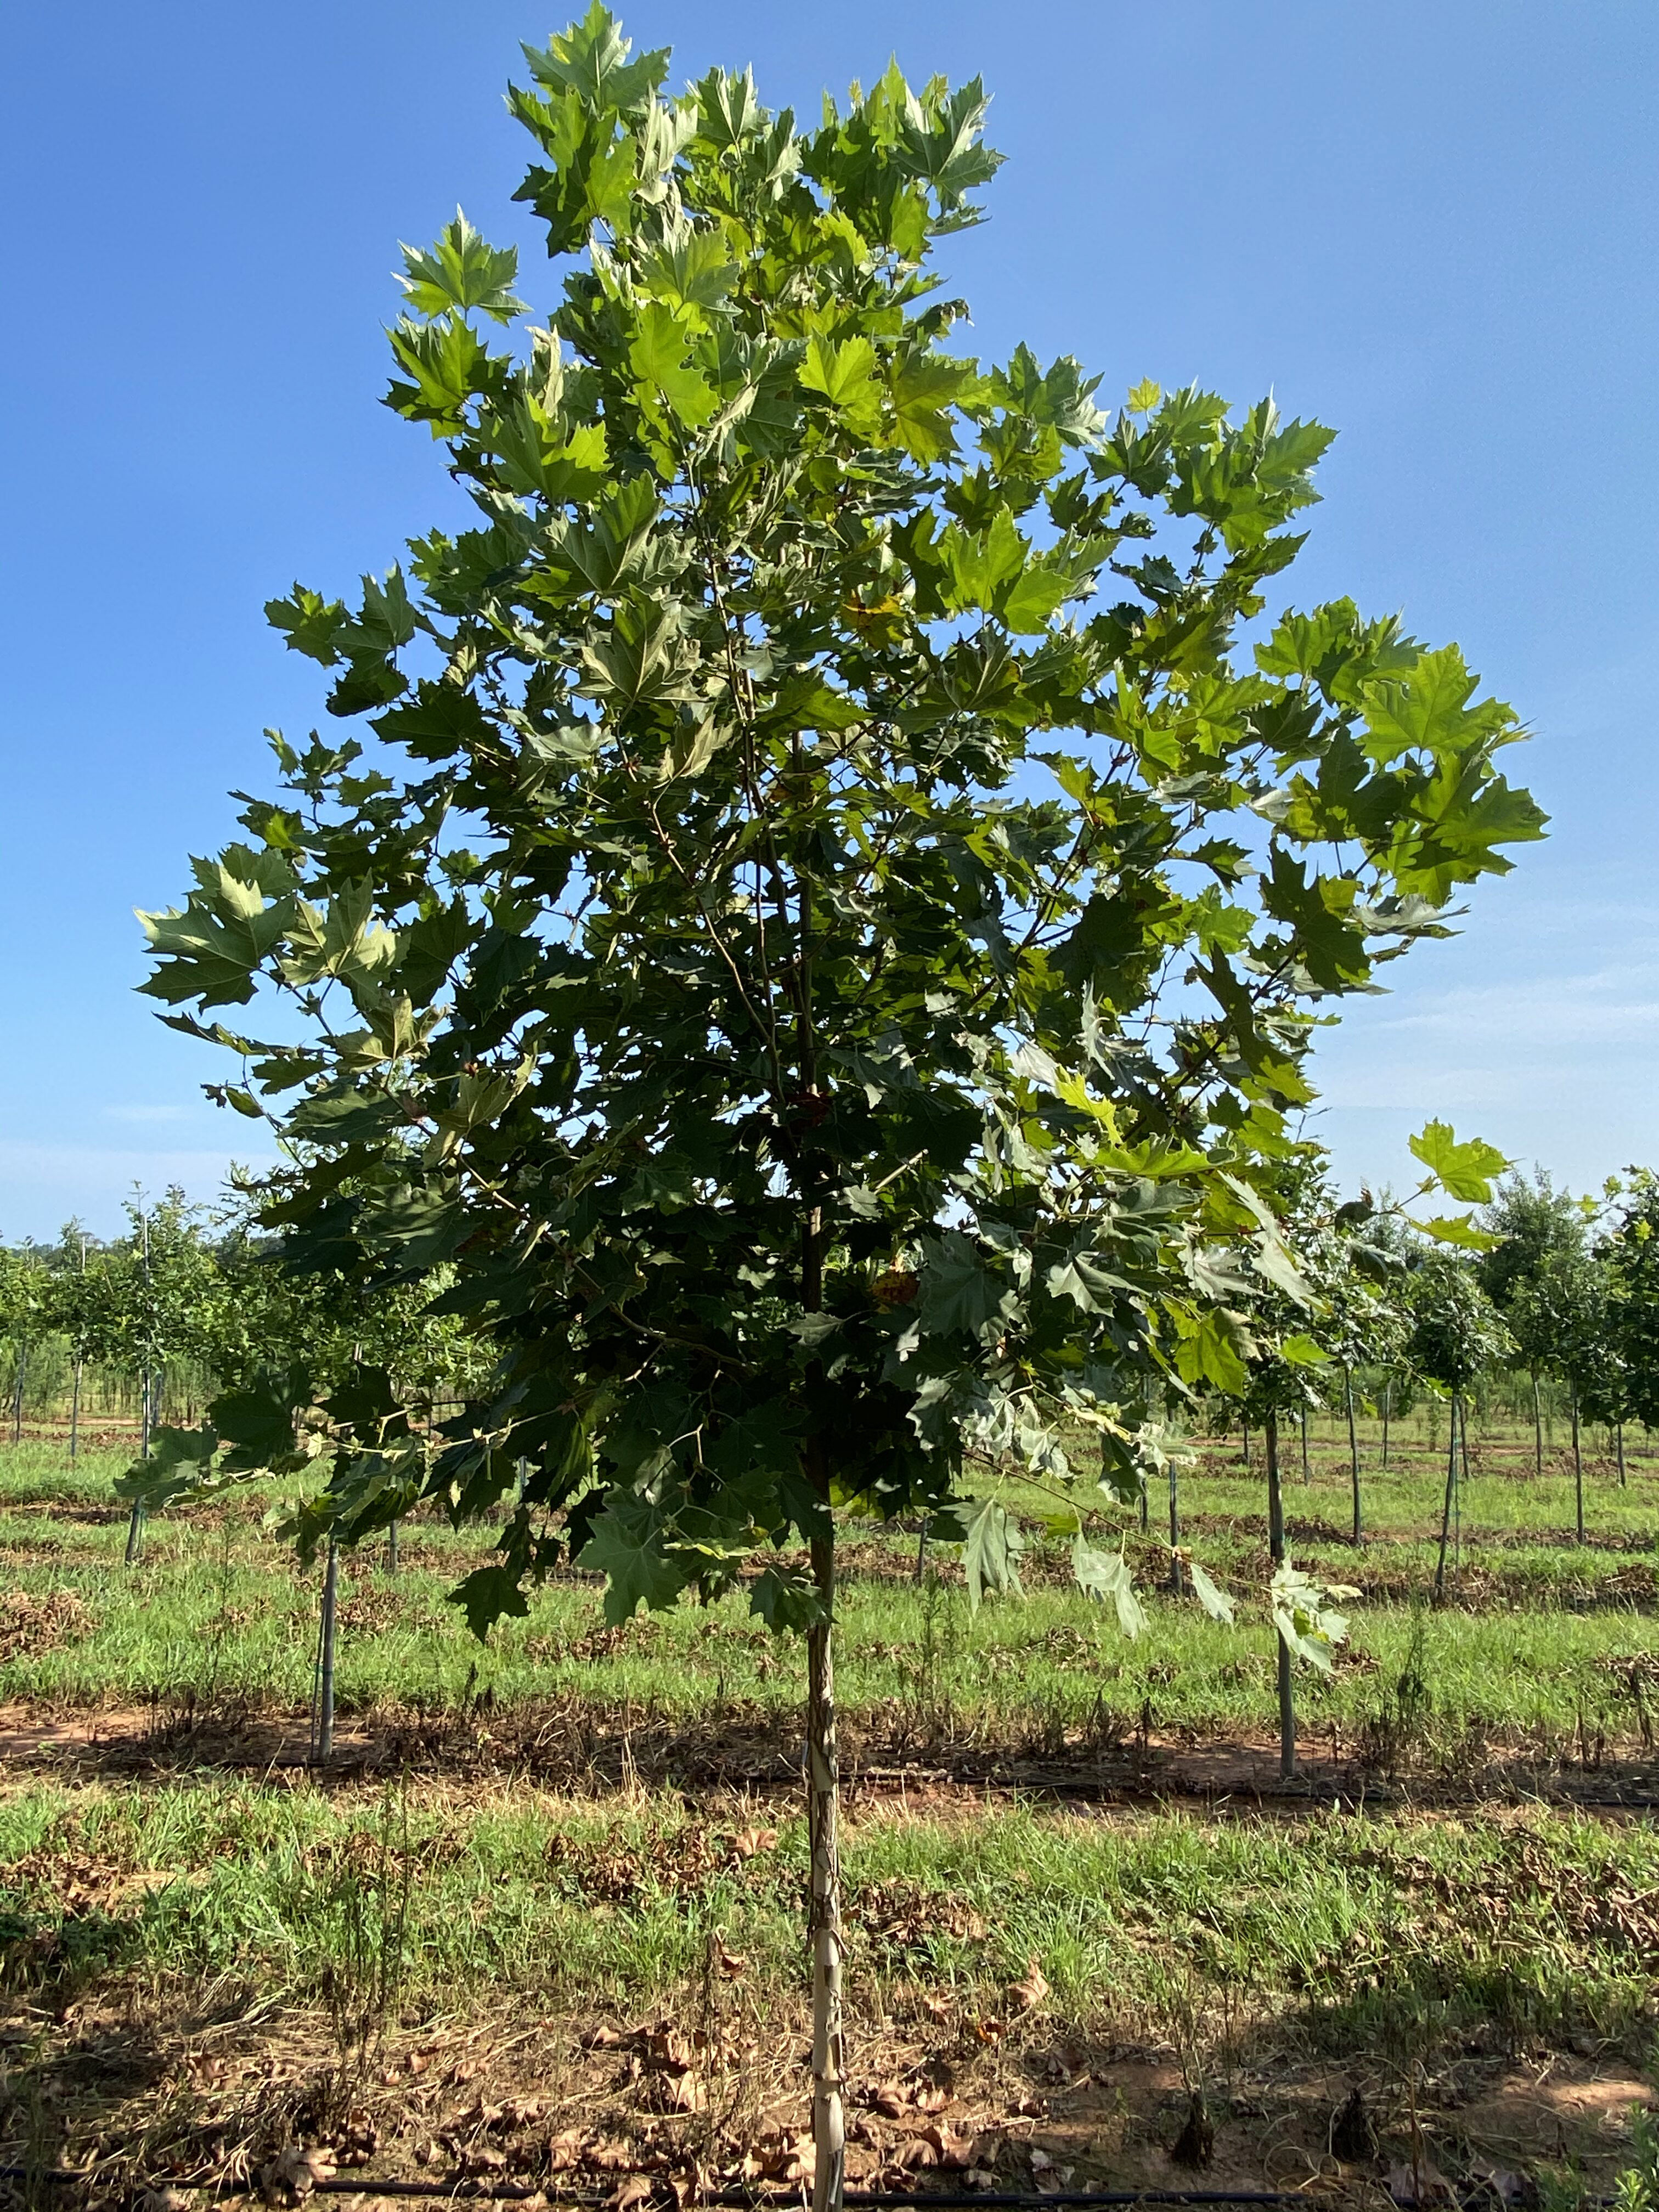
[577,1493,691,1623]
[520,4,668,116]
[1173,1308,1250,1397]
[1045,1244,1131,1313]
[1271,1557,1356,1674]
[1072,1539,1147,1637]
[114,1423,219,1513]
[491,396,610,503]
[208,1368,309,1474]
[577,594,696,709]
[749,1563,827,1633]
[637,227,738,317]
[385,314,497,435]
[939,507,1026,616]
[917,1231,1013,1339]
[799,335,883,437]
[1279,1332,1329,1367]
[1186,1558,1235,1624]
[399,210,528,324]
[447,1562,531,1641]
[266,585,347,665]
[629,302,720,431]
[888,353,970,462]
[1408,1120,1509,1205]
[1418,1214,1503,1252]
[961,1496,1025,1612]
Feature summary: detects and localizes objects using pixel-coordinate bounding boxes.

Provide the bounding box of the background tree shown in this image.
[1478,1168,1590,1471]
[0,1244,50,1446]
[106,1192,222,1560]
[1407,1254,1513,1596]
[1596,1171,1659,1468]
[47,1222,108,1463]
[1510,1246,1620,1537]
[1299,1188,1410,1542]
[124,13,1541,2203]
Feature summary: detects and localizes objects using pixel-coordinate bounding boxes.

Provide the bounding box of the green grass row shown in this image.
[2,1443,1654,1753]
[3,1779,1655,2067]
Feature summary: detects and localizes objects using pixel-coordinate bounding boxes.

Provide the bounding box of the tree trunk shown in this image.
[314,1539,340,1765]
[806,1529,845,2212]
[70,1360,81,1464]
[1265,1411,1294,1780]
[387,1521,400,1575]
[1571,1384,1584,1544]
[1300,1405,1310,1482]
[1167,1454,1181,1595]
[1617,1421,1626,1487]
[1532,1370,1543,1477]
[1382,1379,1391,1469]
[11,1344,25,1445]
[1346,1372,1362,1545]
[1433,1394,1458,1601]
[125,1369,150,1566]
[1240,1418,1250,1468]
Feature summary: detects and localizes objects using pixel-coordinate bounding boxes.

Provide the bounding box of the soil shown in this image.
[1,1699,1655,1819]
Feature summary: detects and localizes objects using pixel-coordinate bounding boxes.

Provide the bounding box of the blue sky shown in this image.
[1,1,1654,1241]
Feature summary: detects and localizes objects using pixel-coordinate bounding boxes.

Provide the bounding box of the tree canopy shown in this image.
[130,7,1544,1643]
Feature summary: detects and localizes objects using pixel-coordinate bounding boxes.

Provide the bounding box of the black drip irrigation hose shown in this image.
[0,2171,1320,2205]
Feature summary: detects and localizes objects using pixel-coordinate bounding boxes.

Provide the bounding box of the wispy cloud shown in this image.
[0,1141,278,1242]
[101,1103,193,1125]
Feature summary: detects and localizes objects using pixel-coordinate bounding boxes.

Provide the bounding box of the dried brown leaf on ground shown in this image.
[258,2145,335,2203]
[1008,1960,1049,2012]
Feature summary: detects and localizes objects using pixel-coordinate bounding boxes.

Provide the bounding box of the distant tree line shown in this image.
[0,1188,487,1457]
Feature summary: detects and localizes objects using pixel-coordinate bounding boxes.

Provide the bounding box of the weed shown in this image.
[317,1788,415,2107]
[1359,1606,1435,1775]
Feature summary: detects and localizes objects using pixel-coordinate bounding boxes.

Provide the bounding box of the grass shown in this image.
[4,1778,1655,2046]
[1,1439,1655,2196]
[1,1437,1654,1761]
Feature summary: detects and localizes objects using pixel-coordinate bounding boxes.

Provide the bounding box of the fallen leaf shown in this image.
[933,2126,977,2170]
[258,2147,335,2204]
[1387,2160,1454,2207]
[548,2130,585,2173]
[1009,1959,1049,2012]
[1469,2159,1527,2208]
[611,2179,653,2212]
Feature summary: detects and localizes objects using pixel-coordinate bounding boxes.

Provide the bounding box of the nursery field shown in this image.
[1,1418,1655,2210]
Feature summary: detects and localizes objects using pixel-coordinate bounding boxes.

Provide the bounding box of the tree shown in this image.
[47,1222,105,1463]
[1235,1312,1353,1781]
[1407,1255,1513,1596]
[1510,1246,1620,1537]
[0,1245,50,1446]
[126,14,1541,2202]
[1594,1171,1659,1474]
[1296,1187,1410,1543]
[104,1192,222,1560]
[1478,1167,1590,1472]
